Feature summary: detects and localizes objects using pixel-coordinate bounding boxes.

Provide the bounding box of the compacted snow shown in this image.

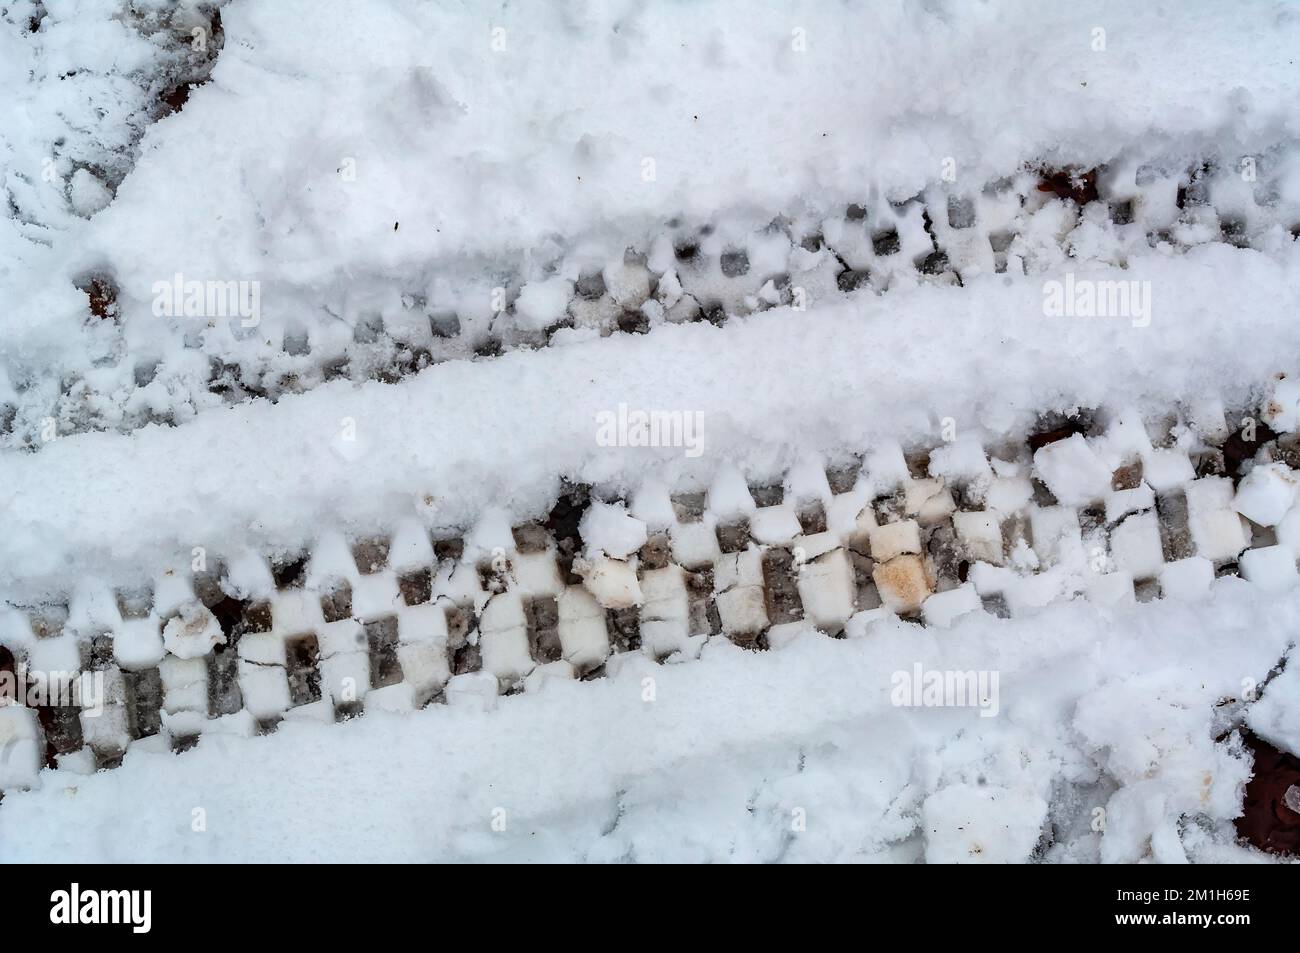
[2,0,1299,863]
[0,581,1294,864]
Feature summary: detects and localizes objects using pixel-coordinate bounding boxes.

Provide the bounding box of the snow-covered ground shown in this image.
[0,583,1294,864]
[2,0,1299,863]
[5,246,1300,600]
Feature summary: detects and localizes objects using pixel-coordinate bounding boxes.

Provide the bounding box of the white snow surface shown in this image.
[4,0,1300,863]
[5,245,1300,600]
[6,0,1300,411]
[70,0,1300,285]
[0,580,1292,862]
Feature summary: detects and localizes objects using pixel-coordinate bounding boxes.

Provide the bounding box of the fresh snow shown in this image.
[5,247,1300,601]
[3,0,1300,865]
[0,580,1293,863]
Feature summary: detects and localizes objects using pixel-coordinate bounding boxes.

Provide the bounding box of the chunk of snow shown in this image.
[579,501,648,558]
[869,519,921,562]
[0,706,42,790]
[1033,435,1111,507]
[1233,463,1298,527]
[602,260,651,309]
[1109,512,1164,580]
[1157,557,1213,601]
[872,554,932,613]
[1240,545,1299,592]
[514,276,574,331]
[953,511,1003,565]
[1185,477,1249,562]
[578,555,643,609]
[161,601,224,659]
[1263,376,1300,433]
[113,617,165,670]
[922,583,982,628]
[68,168,112,217]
